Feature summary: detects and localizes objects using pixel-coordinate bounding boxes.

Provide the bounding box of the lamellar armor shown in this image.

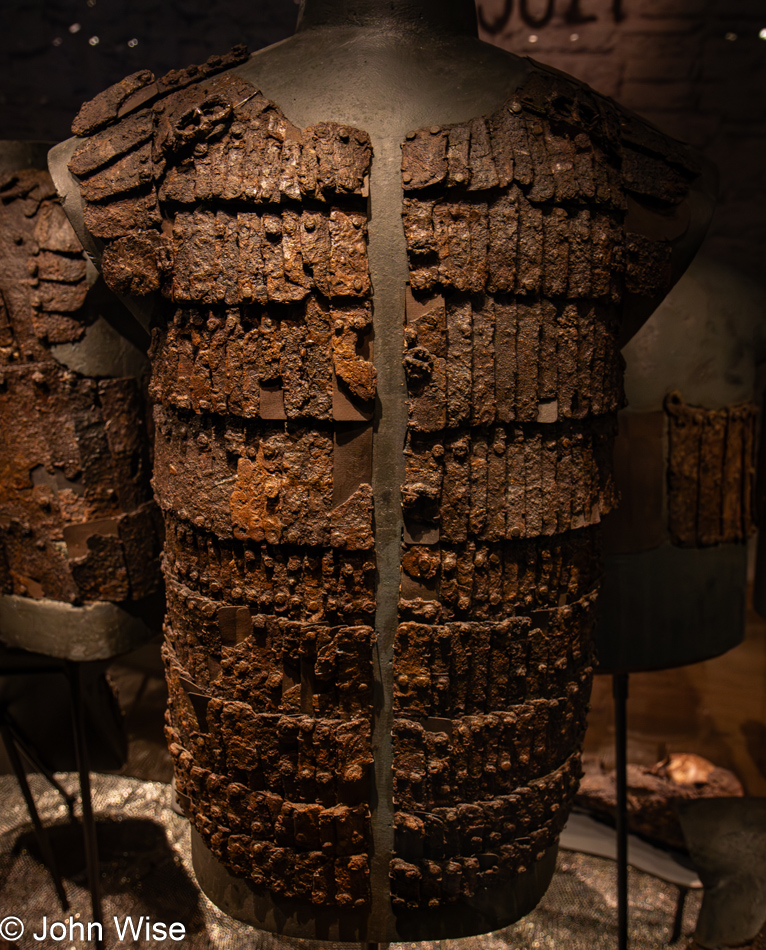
[65,44,701,929]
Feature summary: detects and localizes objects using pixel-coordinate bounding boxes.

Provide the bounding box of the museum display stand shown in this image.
[49,0,714,942]
[0,139,162,948]
[595,253,766,948]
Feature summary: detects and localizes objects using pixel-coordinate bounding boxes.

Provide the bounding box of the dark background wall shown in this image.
[0,0,299,140]
[1,0,764,284]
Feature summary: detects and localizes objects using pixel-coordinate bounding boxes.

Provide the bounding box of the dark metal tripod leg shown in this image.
[0,721,69,911]
[65,661,104,950]
[6,712,78,822]
[613,672,629,950]
[670,886,687,944]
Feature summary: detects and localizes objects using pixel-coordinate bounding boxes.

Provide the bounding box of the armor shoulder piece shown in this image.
[401,60,701,313]
[70,45,250,137]
[68,52,373,306]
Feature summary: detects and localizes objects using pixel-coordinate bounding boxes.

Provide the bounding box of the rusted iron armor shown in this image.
[595,252,760,674]
[665,393,756,548]
[0,165,160,606]
[64,47,701,924]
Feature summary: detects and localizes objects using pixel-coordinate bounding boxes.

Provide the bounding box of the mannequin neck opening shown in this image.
[296,0,479,37]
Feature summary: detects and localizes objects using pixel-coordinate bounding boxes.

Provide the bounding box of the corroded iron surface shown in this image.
[665,392,757,548]
[66,48,701,927]
[0,772,710,950]
[69,54,379,912]
[0,167,161,605]
[577,753,744,852]
[393,65,698,910]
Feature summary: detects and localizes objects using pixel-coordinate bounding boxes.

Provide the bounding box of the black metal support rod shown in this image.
[613,672,629,950]
[0,721,69,911]
[65,661,104,950]
[6,712,78,821]
[670,886,687,944]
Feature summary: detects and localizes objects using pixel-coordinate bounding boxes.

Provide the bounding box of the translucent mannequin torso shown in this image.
[598,254,765,672]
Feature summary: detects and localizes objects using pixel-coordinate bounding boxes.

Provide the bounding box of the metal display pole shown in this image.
[66,661,105,950]
[613,672,629,950]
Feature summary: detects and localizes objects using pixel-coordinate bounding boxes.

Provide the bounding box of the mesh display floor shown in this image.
[0,773,701,949]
